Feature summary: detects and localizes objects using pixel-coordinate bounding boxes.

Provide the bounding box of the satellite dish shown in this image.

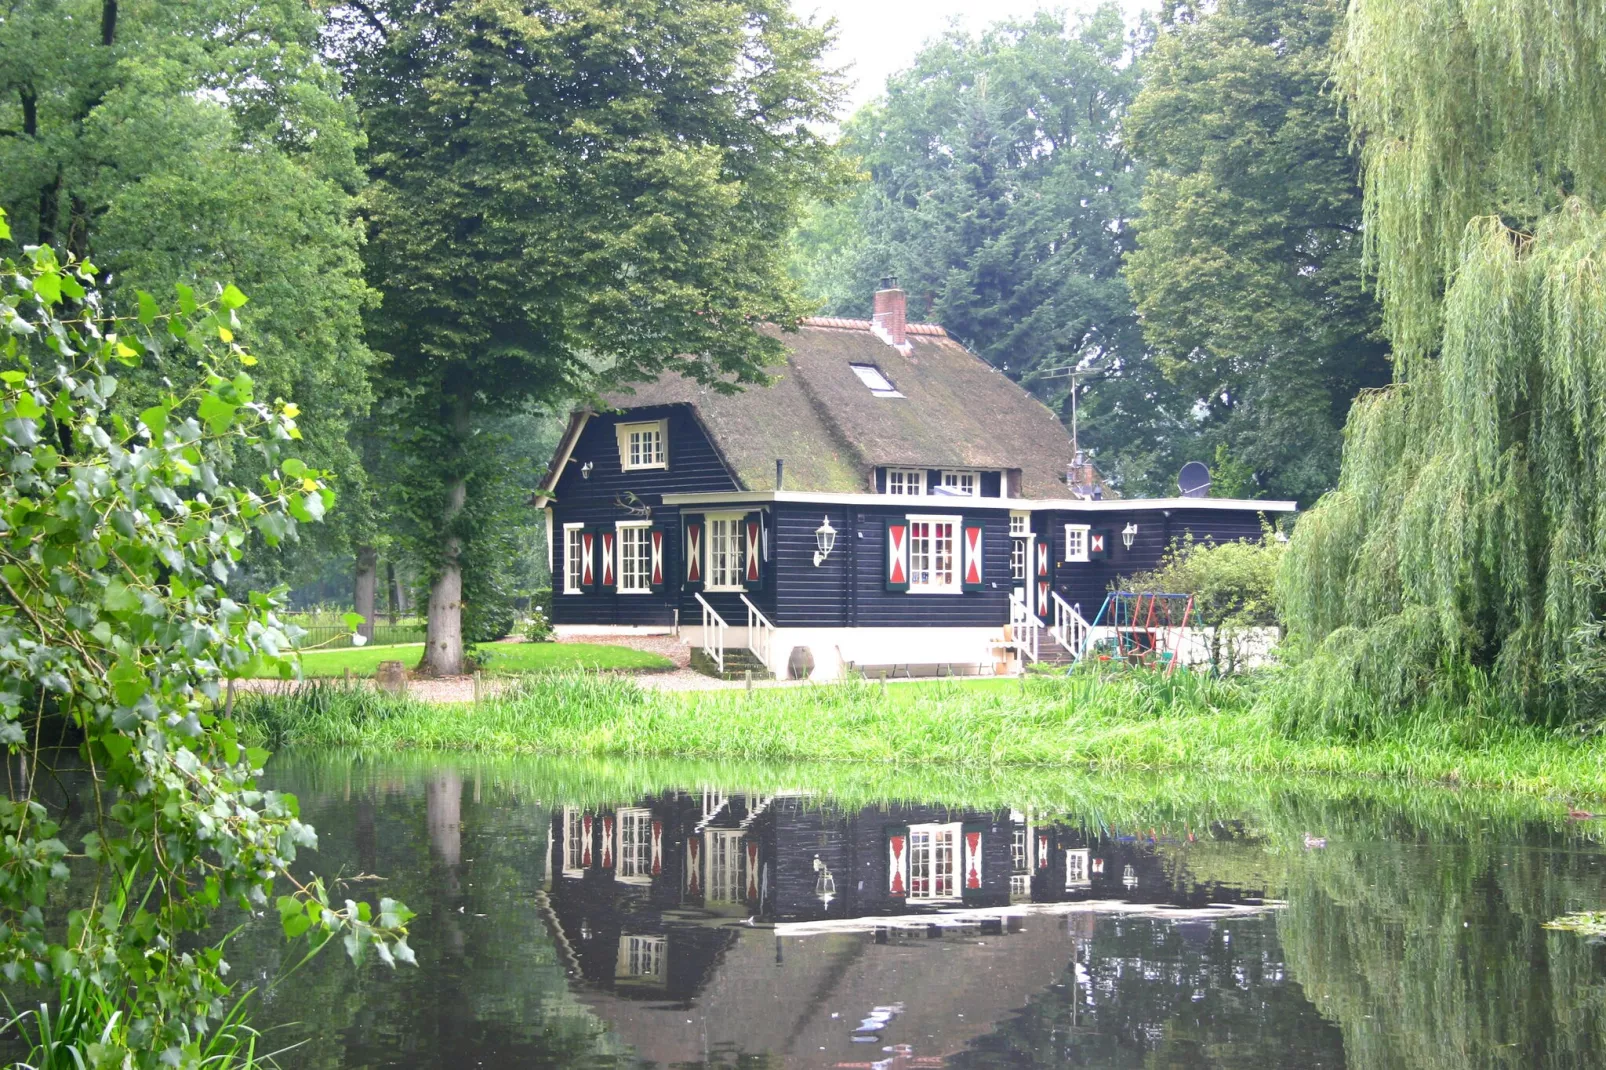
[1178,461,1211,498]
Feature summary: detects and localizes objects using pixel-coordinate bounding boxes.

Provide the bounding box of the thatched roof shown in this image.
[599,318,1075,497]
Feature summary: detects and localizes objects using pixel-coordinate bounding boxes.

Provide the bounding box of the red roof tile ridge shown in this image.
[799,315,947,337]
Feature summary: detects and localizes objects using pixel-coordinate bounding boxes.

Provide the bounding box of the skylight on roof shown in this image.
[850,363,904,398]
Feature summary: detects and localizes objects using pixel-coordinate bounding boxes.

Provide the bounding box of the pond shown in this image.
[141,756,1606,1067]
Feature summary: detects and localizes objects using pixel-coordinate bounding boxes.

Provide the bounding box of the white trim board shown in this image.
[658,489,1297,513]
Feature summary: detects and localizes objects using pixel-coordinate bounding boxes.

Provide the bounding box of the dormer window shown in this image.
[939,470,978,497]
[617,419,667,470]
[886,468,926,495]
[850,363,904,398]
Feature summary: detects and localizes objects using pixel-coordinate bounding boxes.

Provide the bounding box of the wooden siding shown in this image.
[550,404,740,502]
[771,502,1015,628]
[1041,506,1276,620]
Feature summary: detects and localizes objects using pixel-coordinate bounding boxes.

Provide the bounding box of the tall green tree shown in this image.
[332,0,843,675]
[1275,0,1606,728]
[1123,0,1390,504]
[0,0,378,566]
[793,8,1214,493]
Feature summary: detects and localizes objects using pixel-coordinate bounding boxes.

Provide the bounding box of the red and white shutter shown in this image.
[580,531,596,590]
[1036,542,1052,621]
[649,528,666,593]
[743,512,763,588]
[651,820,663,875]
[961,519,984,592]
[601,815,614,869]
[582,814,594,867]
[683,514,704,592]
[1037,833,1049,869]
[887,826,910,897]
[885,520,910,592]
[686,836,702,896]
[745,841,760,900]
[963,825,984,895]
[600,532,616,590]
[1088,530,1107,557]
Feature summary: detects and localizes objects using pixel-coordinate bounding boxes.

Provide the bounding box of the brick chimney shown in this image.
[872,276,907,349]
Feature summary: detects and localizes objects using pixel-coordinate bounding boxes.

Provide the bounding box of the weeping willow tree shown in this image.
[1274,0,1606,731]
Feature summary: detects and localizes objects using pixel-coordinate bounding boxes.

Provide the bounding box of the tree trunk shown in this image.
[420,391,472,676]
[354,544,378,641]
[387,560,400,625]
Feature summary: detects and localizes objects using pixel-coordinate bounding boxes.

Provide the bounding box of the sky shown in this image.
[797,0,1157,117]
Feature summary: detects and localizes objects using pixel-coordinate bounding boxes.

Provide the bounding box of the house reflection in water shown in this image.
[540,790,1306,1068]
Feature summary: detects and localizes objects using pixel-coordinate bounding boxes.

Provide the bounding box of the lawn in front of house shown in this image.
[261,641,673,678]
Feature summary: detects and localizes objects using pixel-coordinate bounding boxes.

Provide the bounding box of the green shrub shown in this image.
[1120,531,1285,674]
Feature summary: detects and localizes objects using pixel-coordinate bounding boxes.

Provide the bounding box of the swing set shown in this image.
[1082,590,1194,673]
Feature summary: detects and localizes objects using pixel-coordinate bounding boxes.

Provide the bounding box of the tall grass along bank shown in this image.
[236,671,1606,799]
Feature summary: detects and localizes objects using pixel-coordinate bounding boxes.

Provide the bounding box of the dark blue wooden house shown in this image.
[536,282,1293,677]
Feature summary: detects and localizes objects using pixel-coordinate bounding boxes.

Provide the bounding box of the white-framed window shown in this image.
[1066,848,1091,888]
[886,468,926,496]
[940,470,978,497]
[850,363,904,398]
[1009,511,1030,537]
[1010,538,1028,581]
[704,830,745,904]
[1011,828,1029,875]
[563,524,586,594]
[617,522,652,593]
[616,807,653,882]
[908,823,961,900]
[616,420,667,471]
[1064,524,1090,563]
[562,807,586,875]
[705,514,744,591]
[907,515,959,593]
[616,934,666,982]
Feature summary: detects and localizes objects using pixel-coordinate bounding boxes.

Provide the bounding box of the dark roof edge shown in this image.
[533,409,591,507]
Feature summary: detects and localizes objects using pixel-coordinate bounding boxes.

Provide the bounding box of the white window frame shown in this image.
[886,468,926,496]
[1009,511,1030,537]
[562,807,586,876]
[1064,524,1091,563]
[908,822,962,901]
[907,514,960,594]
[703,512,745,592]
[616,521,653,594]
[704,830,745,904]
[615,807,653,883]
[850,363,905,398]
[940,470,979,497]
[563,523,586,594]
[616,934,666,982]
[1010,538,1028,581]
[616,419,668,471]
[1065,848,1091,888]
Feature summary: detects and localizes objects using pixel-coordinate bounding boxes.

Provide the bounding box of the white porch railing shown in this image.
[740,594,776,676]
[695,593,728,675]
[1050,592,1091,660]
[1008,591,1039,664]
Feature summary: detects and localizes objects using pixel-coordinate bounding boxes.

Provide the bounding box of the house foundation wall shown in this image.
[683,625,1011,681]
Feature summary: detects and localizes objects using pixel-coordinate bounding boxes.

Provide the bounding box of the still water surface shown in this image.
[220,753,1606,1069]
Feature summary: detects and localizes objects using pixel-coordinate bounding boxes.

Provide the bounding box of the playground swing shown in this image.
[1082,590,1194,673]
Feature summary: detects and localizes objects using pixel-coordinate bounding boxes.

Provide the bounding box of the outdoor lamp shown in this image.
[813,855,836,907]
[813,516,837,566]
[1121,522,1138,550]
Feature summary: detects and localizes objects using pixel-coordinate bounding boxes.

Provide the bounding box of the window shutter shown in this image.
[1035,540,1053,620]
[1088,528,1111,559]
[962,822,986,900]
[600,814,615,869]
[885,518,910,592]
[961,518,985,592]
[743,511,764,590]
[600,530,617,592]
[682,514,704,592]
[649,527,667,594]
[886,824,910,898]
[581,527,599,593]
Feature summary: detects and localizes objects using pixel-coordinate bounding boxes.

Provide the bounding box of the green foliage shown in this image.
[1124,0,1390,502]
[1278,0,1606,729]
[258,641,671,679]
[0,221,409,1067]
[521,606,555,644]
[0,0,379,569]
[333,0,845,673]
[1122,533,1285,674]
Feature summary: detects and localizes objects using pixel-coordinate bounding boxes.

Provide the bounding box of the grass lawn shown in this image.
[237,669,1606,799]
[263,641,673,678]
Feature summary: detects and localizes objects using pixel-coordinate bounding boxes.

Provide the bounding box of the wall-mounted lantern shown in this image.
[581,461,594,480]
[813,516,837,566]
[813,855,836,908]
[1121,522,1138,550]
